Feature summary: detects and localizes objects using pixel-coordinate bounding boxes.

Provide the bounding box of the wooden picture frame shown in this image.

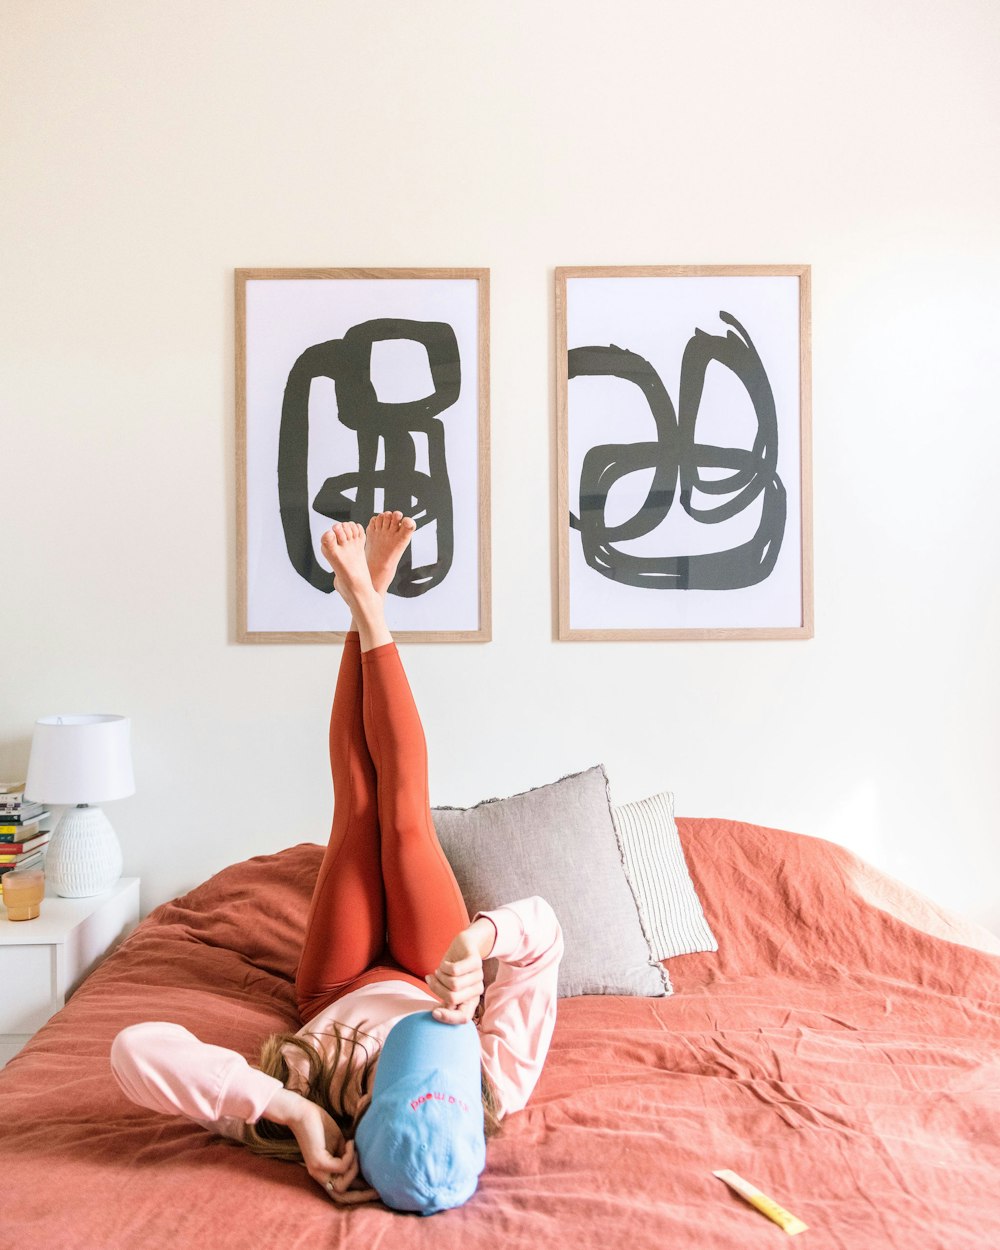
[236,268,491,643]
[556,265,813,640]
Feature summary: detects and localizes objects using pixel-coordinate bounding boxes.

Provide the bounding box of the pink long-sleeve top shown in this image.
[111,897,562,1139]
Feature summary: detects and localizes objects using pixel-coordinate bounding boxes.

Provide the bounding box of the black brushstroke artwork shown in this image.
[278,318,459,597]
[569,312,786,590]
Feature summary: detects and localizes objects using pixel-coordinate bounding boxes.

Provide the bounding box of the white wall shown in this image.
[3,1,999,930]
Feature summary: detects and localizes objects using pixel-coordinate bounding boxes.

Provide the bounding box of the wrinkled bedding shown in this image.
[1,818,998,1250]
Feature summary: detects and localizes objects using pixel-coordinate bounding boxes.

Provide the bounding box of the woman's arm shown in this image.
[427,897,564,1116]
[425,916,497,1024]
[112,1024,377,1204]
[110,1022,283,1131]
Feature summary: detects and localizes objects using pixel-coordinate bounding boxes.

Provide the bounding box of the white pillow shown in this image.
[611,791,718,960]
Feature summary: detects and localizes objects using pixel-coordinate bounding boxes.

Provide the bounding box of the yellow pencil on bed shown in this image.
[713,1170,808,1235]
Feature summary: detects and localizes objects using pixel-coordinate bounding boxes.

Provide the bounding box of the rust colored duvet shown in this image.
[1,818,998,1250]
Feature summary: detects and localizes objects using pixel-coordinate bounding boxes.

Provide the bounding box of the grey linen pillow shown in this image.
[433,765,669,998]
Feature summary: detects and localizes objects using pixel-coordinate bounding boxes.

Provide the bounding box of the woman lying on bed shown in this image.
[111,513,563,1214]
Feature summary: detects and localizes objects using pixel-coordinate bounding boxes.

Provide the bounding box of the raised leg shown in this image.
[324,515,470,978]
[295,530,387,1018]
[362,643,470,975]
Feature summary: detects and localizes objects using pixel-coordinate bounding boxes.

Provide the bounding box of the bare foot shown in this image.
[320,523,379,616]
[366,511,417,596]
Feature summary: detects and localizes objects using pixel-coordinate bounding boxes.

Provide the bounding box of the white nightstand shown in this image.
[0,877,140,1067]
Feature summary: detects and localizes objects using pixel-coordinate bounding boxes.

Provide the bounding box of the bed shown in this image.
[2,816,999,1249]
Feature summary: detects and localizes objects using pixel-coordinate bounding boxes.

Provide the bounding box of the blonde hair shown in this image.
[243,1024,502,1163]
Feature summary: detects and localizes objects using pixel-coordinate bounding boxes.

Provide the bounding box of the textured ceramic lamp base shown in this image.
[45,805,124,897]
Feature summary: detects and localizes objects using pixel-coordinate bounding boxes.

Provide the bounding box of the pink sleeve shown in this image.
[110,1022,284,1136]
[474,896,564,1116]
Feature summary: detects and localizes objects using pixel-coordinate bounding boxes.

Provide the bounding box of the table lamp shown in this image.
[25,714,135,897]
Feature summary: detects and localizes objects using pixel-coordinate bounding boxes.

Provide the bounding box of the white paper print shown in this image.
[566,275,803,631]
[244,278,481,634]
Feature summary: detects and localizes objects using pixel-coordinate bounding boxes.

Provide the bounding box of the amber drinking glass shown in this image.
[1,868,45,921]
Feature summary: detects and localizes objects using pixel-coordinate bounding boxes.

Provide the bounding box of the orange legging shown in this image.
[295,635,470,1023]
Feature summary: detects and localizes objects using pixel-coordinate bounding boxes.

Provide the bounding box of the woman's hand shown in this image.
[263,1087,377,1206]
[303,1135,376,1206]
[426,917,496,1025]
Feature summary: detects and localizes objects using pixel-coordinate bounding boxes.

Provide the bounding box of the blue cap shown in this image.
[355,1012,486,1214]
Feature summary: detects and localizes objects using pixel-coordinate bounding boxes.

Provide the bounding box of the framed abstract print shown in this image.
[236,268,490,642]
[556,265,812,640]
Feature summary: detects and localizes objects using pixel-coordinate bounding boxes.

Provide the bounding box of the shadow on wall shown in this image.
[0,735,31,787]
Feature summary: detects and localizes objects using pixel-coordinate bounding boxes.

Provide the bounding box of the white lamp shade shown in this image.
[26,714,135,805]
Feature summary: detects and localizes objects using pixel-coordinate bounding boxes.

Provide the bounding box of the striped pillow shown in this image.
[611,792,718,961]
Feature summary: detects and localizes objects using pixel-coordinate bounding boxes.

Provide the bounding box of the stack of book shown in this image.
[0,782,51,877]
